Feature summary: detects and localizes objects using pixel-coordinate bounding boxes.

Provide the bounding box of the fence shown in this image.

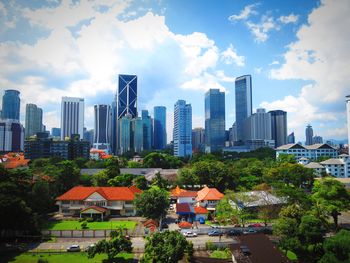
[41,229,115,238]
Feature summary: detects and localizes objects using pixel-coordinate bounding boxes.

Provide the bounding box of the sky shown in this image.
[1,0,349,143]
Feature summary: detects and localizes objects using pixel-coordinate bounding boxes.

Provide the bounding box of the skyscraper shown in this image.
[51,128,61,138]
[346,95,350,150]
[60,97,84,140]
[116,74,137,153]
[192,127,205,152]
[205,89,225,153]
[243,108,272,142]
[173,100,192,157]
[141,110,152,150]
[235,75,252,143]
[305,124,313,146]
[93,104,112,153]
[131,117,143,153]
[0,120,24,152]
[2,90,20,121]
[153,106,167,149]
[25,103,43,138]
[119,114,132,154]
[313,135,323,144]
[269,110,287,148]
[287,132,295,144]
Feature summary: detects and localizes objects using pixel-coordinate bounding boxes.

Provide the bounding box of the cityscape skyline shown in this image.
[0,0,349,143]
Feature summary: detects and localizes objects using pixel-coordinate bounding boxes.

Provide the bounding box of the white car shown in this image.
[66,244,81,252]
[183,231,198,237]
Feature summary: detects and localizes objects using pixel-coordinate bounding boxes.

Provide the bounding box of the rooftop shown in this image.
[320,158,345,165]
[304,162,325,169]
[196,186,224,201]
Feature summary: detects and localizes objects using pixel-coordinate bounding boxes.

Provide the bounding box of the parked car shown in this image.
[208,230,222,236]
[240,245,251,256]
[183,231,198,237]
[226,229,243,236]
[84,244,95,252]
[67,245,81,252]
[248,223,264,228]
[243,229,257,235]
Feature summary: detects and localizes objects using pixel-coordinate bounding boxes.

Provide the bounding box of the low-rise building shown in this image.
[276,143,337,160]
[304,162,326,177]
[0,152,29,169]
[56,185,141,219]
[320,154,350,178]
[196,186,224,211]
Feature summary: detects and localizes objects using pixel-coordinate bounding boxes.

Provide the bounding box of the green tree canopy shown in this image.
[319,229,350,263]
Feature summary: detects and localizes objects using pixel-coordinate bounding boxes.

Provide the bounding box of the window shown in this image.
[62,200,70,205]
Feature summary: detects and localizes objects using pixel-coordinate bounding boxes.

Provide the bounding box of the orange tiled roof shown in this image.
[194,206,208,214]
[81,206,108,213]
[178,221,192,229]
[177,191,198,197]
[170,185,187,197]
[196,186,224,201]
[129,185,142,194]
[56,186,141,201]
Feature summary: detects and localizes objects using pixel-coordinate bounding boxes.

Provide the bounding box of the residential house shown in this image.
[196,186,224,211]
[56,185,141,220]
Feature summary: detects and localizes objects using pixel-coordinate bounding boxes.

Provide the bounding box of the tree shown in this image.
[177,167,198,188]
[215,197,237,225]
[127,161,143,168]
[141,231,193,263]
[54,160,80,194]
[92,170,109,186]
[105,157,121,178]
[108,173,134,187]
[143,152,183,169]
[150,172,169,189]
[88,229,132,262]
[319,230,350,263]
[134,186,169,221]
[312,178,350,228]
[134,175,148,190]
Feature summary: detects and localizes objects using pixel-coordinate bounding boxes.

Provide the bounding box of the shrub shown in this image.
[205,241,217,251]
[37,259,49,263]
[86,217,94,222]
[81,222,88,229]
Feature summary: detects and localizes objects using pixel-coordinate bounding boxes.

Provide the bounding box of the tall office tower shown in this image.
[347,95,350,150]
[269,110,287,148]
[2,90,20,120]
[305,124,313,146]
[131,117,143,153]
[119,114,132,154]
[60,97,84,140]
[205,89,225,153]
[192,127,205,152]
[111,101,117,154]
[25,103,43,138]
[116,74,137,153]
[173,100,192,157]
[243,108,272,141]
[83,128,94,146]
[153,106,167,149]
[51,128,61,138]
[141,110,152,150]
[313,135,323,144]
[287,132,295,144]
[93,104,112,153]
[235,75,252,143]
[0,120,24,152]
[229,123,237,146]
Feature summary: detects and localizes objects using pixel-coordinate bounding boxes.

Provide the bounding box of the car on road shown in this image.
[248,223,264,228]
[183,231,198,237]
[84,244,95,252]
[226,229,242,236]
[240,245,251,256]
[243,229,257,235]
[66,244,81,252]
[208,230,223,236]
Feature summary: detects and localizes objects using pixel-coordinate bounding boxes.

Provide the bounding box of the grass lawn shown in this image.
[3,252,133,263]
[42,220,137,230]
[210,250,231,259]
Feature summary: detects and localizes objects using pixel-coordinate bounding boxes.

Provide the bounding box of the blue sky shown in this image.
[1,0,349,143]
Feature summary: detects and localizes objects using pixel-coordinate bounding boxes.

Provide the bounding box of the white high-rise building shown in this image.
[173,100,192,157]
[347,95,350,151]
[61,97,84,140]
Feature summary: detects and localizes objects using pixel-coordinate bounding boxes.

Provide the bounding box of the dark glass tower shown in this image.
[2,90,20,121]
[153,106,166,149]
[93,104,112,153]
[205,89,225,153]
[235,75,252,143]
[269,110,287,147]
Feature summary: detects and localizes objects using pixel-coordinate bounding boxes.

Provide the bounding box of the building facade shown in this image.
[235,75,252,143]
[269,110,287,148]
[320,154,350,178]
[1,90,20,121]
[276,143,337,160]
[51,127,61,138]
[25,103,43,138]
[61,97,84,140]
[192,127,205,152]
[131,117,143,153]
[205,89,225,153]
[313,135,323,144]
[153,106,167,149]
[0,120,24,153]
[287,132,295,144]
[347,95,350,151]
[119,114,132,154]
[93,104,112,153]
[141,110,152,150]
[305,124,313,146]
[243,108,273,145]
[173,100,192,157]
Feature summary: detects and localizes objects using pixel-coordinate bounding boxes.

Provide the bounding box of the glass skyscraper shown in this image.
[305,124,313,146]
[93,104,112,153]
[119,114,132,154]
[2,90,20,121]
[25,103,43,138]
[153,106,166,149]
[269,110,287,147]
[131,117,143,153]
[173,100,192,157]
[205,89,225,153]
[141,110,152,150]
[235,75,252,143]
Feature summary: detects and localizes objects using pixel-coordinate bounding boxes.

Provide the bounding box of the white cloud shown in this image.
[181,73,226,92]
[269,60,280,65]
[246,15,279,42]
[279,13,299,24]
[216,70,235,82]
[254,67,262,74]
[221,44,245,66]
[228,3,259,21]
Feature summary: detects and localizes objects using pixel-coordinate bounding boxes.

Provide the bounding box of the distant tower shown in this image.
[60,97,84,140]
[153,106,167,149]
[347,95,350,151]
[205,89,225,153]
[192,127,205,152]
[173,100,192,157]
[2,90,20,121]
[269,110,287,147]
[93,104,112,153]
[25,103,43,138]
[244,108,272,141]
[305,124,313,146]
[287,132,295,144]
[0,119,24,152]
[235,75,252,143]
[141,110,152,150]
